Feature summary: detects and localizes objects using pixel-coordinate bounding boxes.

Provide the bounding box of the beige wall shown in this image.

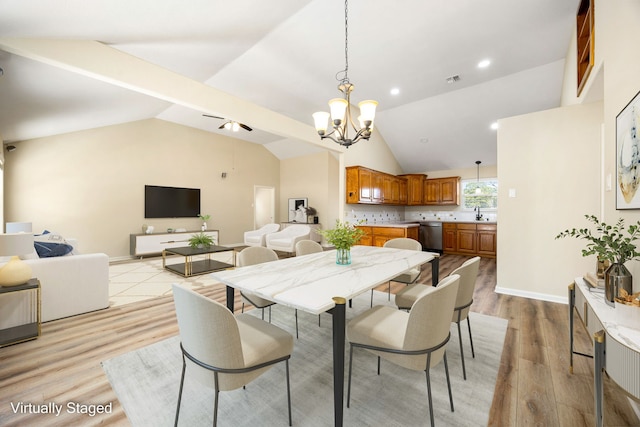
[497,0,640,300]
[279,151,339,227]
[4,119,280,259]
[497,102,603,301]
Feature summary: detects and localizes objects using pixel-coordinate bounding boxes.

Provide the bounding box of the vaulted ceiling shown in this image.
[0,0,580,172]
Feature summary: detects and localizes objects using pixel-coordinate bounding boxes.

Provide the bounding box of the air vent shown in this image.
[446,75,461,84]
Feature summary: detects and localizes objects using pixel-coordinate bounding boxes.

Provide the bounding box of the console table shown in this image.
[569,278,640,426]
[0,279,41,347]
[130,230,219,257]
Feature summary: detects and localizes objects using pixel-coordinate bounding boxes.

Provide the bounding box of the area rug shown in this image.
[102,291,507,426]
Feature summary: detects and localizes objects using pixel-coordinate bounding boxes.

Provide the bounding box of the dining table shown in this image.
[210,245,436,426]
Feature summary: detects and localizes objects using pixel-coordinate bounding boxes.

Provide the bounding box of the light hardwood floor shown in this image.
[1,254,638,426]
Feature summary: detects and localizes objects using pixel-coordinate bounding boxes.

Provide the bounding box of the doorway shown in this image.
[253,186,275,229]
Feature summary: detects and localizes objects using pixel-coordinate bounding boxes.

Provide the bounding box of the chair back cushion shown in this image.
[449,256,480,321]
[383,237,422,251]
[295,240,323,256]
[172,285,244,376]
[402,274,460,369]
[238,246,278,266]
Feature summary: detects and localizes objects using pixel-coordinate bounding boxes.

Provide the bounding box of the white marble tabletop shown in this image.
[211,245,434,315]
[575,277,640,353]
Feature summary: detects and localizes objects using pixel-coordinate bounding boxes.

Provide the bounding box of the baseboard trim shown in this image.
[495,285,568,305]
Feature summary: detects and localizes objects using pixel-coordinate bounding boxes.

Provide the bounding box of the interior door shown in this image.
[254,186,275,229]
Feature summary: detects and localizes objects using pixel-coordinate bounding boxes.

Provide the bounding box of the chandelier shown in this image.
[312,0,378,148]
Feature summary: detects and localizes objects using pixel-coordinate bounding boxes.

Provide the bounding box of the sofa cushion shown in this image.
[34,231,74,258]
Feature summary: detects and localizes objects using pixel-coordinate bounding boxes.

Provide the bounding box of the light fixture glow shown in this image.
[478,59,491,68]
[312,0,377,148]
[490,122,499,130]
[390,88,400,95]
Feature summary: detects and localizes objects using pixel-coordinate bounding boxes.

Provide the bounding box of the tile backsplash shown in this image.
[344,205,497,224]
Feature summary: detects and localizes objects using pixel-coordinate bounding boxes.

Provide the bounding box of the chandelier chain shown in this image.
[336,0,350,86]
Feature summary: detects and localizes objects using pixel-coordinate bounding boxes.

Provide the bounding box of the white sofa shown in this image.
[0,238,110,323]
[243,223,280,247]
[266,225,311,253]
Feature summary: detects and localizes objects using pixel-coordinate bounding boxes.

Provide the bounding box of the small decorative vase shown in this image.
[604,263,633,307]
[336,248,351,265]
[202,222,207,231]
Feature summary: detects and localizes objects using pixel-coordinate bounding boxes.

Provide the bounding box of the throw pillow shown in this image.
[34,231,74,258]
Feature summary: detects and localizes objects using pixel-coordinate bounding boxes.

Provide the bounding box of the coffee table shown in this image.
[162,245,235,277]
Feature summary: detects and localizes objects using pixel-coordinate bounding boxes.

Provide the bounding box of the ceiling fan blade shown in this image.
[218,123,227,130]
[203,114,225,120]
[239,123,253,132]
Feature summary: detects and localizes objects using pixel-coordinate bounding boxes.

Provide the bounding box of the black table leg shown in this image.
[329,297,346,427]
[430,256,440,286]
[226,285,234,312]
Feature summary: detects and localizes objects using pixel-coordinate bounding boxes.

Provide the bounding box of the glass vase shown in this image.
[604,263,632,307]
[336,248,351,265]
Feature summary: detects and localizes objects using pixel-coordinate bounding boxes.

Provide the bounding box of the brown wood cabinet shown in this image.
[356,225,419,247]
[442,222,496,258]
[423,177,460,206]
[398,174,427,205]
[346,166,407,206]
[477,224,498,257]
[576,0,594,96]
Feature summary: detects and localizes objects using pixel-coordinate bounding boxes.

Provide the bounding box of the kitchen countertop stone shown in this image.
[353,223,419,228]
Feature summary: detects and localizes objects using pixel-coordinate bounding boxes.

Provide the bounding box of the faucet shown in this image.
[475,206,483,221]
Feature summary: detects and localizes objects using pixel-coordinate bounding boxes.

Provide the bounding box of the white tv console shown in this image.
[130,230,219,257]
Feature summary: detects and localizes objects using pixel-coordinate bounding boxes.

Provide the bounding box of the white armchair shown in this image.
[243,223,280,247]
[266,225,311,254]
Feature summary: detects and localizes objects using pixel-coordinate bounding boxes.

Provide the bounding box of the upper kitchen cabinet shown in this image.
[398,174,427,205]
[346,166,406,205]
[423,177,460,206]
[576,0,594,96]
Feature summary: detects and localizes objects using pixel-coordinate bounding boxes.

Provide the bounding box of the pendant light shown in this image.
[312,0,378,148]
[475,160,483,221]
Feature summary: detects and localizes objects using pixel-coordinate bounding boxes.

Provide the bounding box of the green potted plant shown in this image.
[317,220,366,265]
[556,214,640,305]
[188,232,215,249]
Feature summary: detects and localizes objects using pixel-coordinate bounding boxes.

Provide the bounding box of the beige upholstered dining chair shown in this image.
[294,239,323,256]
[396,256,481,380]
[237,246,279,322]
[371,237,424,306]
[238,246,302,338]
[172,284,294,426]
[346,274,461,427]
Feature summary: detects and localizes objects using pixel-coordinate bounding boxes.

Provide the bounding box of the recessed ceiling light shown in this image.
[478,59,491,68]
[490,122,499,130]
[419,137,429,144]
[390,88,400,95]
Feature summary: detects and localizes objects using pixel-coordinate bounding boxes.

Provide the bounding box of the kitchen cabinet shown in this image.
[356,225,419,247]
[423,177,460,206]
[399,174,427,205]
[346,166,406,206]
[477,224,497,257]
[443,222,496,258]
[576,0,594,96]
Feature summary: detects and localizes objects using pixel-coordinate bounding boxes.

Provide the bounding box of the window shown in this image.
[461,179,498,210]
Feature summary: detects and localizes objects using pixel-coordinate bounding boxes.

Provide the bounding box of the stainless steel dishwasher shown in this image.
[419,222,443,253]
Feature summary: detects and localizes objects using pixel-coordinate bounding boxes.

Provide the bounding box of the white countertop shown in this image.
[354,223,419,228]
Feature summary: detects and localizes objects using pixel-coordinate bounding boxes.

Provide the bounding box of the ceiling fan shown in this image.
[202,114,253,132]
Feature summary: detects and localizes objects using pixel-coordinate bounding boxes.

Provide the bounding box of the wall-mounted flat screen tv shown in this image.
[144,185,201,218]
